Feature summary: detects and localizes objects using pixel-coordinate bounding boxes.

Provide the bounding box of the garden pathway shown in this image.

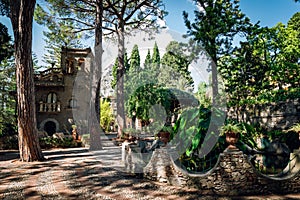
[0,133,299,200]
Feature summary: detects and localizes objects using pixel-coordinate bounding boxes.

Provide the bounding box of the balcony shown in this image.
[38,102,61,113]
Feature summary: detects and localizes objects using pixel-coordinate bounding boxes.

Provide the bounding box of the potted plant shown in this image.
[122,128,140,142]
[220,123,243,150]
[157,126,173,145]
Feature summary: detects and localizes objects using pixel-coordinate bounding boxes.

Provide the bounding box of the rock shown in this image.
[53,132,65,140]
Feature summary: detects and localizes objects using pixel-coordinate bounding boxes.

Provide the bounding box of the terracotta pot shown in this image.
[158,131,170,145]
[225,131,239,150]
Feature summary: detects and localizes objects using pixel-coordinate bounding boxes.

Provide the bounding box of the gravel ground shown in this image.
[0,139,299,200]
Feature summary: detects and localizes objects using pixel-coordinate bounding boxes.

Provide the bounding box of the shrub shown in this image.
[172,106,227,172]
[39,136,77,149]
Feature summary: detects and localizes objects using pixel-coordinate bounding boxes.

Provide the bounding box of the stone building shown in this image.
[34,47,91,136]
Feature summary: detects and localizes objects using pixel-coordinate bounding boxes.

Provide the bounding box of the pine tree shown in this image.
[0,0,44,161]
[34,5,84,68]
[184,0,253,104]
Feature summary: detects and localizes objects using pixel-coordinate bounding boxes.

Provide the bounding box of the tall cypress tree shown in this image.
[111,52,129,89]
[129,44,140,73]
[111,58,118,89]
[160,41,194,91]
[144,49,152,69]
[152,42,160,72]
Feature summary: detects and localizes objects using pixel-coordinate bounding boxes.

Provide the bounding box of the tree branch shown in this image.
[60,17,94,28]
[105,0,122,20]
[72,27,95,34]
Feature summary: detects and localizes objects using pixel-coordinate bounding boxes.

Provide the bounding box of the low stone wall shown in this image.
[228,98,300,130]
[139,147,300,196]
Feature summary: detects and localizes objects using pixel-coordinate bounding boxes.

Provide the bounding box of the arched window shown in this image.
[47,93,57,103]
[69,98,77,108]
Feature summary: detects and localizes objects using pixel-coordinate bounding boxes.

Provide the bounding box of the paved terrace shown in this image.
[0,134,299,200]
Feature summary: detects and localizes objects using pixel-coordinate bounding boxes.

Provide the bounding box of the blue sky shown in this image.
[164,0,300,32]
[0,0,299,66]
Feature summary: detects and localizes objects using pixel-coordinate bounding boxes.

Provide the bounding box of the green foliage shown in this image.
[288,123,300,133]
[184,0,254,102]
[288,12,300,36]
[151,42,160,71]
[40,137,78,149]
[35,0,97,40]
[160,41,194,91]
[113,43,200,125]
[219,123,243,136]
[127,82,200,124]
[100,98,114,132]
[172,106,227,172]
[0,134,18,150]
[156,64,192,92]
[237,122,261,150]
[111,52,129,89]
[0,58,16,137]
[266,129,286,140]
[195,82,211,107]
[172,106,223,156]
[0,0,9,17]
[111,58,118,89]
[220,20,300,106]
[144,49,152,69]
[126,83,178,121]
[125,47,141,98]
[160,125,174,134]
[122,128,140,138]
[129,45,140,72]
[34,4,83,68]
[184,0,253,62]
[0,22,13,63]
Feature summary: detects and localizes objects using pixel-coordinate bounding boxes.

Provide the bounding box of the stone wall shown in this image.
[228,98,300,130]
[123,146,300,196]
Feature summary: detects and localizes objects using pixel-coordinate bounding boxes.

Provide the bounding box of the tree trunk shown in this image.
[116,20,126,137]
[10,0,44,161]
[210,44,219,107]
[94,0,103,124]
[89,0,103,150]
